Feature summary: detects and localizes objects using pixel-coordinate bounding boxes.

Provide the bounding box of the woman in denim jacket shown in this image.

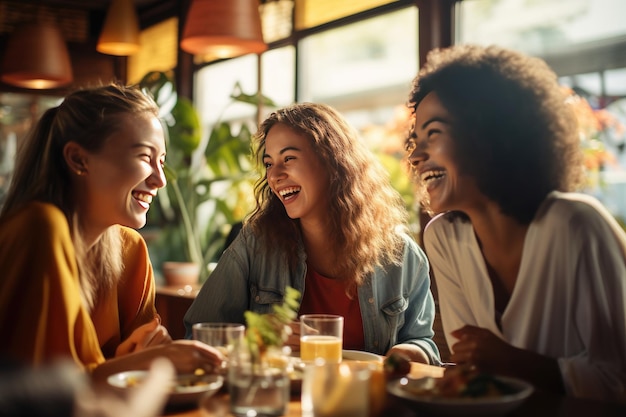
[184,103,440,364]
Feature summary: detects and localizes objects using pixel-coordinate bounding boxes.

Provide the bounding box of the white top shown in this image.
[424,191,626,401]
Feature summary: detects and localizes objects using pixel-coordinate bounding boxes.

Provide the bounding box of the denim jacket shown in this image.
[183,227,441,365]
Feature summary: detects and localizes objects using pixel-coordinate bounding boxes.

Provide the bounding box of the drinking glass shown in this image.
[228,342,290,417]
[300,314,344,364]
[191,322,245,358]
[301,360,371,417]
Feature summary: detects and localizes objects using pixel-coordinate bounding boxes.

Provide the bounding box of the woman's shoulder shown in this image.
[218,224,265,263]
[118,225,146,243]
[116,227,150,257]
[528,192,626,251]
[231,224,295,253]
[391,228,429,266]
[423,211,473,246]
[0,202,72,255]
[396,228,421,250]
[536,191,619,228]
[1,201,68,233]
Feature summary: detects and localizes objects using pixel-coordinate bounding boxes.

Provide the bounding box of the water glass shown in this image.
[300,314,343,364]
[228,343,290,417]
[191,322,245,358]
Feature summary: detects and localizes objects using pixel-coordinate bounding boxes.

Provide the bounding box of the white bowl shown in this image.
[107,370,223,406]
[342,349,384,363]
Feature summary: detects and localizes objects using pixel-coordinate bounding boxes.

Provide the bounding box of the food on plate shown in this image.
[124,374,143,387]
[383,352,412,378]
[402,365,518,398]
[121,372,213,391]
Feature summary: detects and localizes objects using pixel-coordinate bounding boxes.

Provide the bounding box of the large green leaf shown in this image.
[230,81,279,108]
[169,97,201,155]
[139,71,276,280]
[139,71,177,118]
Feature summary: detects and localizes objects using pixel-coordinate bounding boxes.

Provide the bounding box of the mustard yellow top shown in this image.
[0,202,158,372]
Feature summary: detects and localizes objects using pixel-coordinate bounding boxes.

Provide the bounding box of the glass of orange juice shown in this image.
[300,314,343,364]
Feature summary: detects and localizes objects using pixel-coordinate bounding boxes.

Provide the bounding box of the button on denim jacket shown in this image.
[184,227,441,365]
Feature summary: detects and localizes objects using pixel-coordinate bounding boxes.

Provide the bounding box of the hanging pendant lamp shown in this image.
[97,0,141,56]
[1,21,73,89]
[181,0,267,59]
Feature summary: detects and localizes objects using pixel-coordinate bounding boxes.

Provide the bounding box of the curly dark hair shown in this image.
[407,44,584,224]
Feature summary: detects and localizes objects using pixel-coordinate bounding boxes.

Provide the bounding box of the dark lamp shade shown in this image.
[1,22,73,89]
[181,0,267,58]
[97,0,140,56]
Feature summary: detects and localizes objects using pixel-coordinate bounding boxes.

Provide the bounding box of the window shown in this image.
[456,0,626,99]
[456,0,626,221]
[262,46,296,113]
[294,0,397,30]
[298,7,418,130]
[0,94,62,206]
[195,55,259,128]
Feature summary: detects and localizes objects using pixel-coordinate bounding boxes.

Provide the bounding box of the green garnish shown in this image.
[244,286,300,363]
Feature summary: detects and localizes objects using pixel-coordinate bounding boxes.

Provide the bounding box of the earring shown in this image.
[75,169,85,176]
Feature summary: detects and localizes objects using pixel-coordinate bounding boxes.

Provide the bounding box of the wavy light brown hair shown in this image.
[247,102,408,285]
[407,45,584,223]
[1,83,160,309]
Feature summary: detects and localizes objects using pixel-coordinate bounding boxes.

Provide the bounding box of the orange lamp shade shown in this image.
[97,0,141,56]
[1,21,73,89]
[181,0,267,58]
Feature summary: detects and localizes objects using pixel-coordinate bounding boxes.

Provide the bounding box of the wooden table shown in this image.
[161,363,626,417]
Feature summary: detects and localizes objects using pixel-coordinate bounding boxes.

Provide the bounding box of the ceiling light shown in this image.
[97,0,141,56]
[1,21,73,89]
[180,0,267,59]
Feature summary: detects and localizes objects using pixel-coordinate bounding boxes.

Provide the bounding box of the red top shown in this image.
[298,266,365,350]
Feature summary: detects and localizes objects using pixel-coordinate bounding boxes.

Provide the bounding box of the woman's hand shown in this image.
[449,325,565,393]
[449,325,518,374]
[387,343,430,364]
[115,316,172,357]
[157,340,227,375]
[93,340,226,383]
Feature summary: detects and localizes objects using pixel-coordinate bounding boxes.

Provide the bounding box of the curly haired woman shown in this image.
[185,102,440,364]
[407,44,626,401]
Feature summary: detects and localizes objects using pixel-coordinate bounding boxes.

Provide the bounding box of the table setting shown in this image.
[105,287,626,417]
[152,359,625,417]
[107,345,626,417]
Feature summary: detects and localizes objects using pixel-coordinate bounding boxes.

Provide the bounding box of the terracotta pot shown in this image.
[162,261,200,286]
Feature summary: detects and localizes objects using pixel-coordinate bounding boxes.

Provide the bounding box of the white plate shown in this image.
[107,370,224,407]
[342,349,384,363]
[387,375,533,416]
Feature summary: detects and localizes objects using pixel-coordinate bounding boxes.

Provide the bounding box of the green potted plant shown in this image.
[139,70,277,284]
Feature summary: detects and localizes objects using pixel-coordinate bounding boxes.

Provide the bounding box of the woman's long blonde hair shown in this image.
[1,83,160,309]
[248,102,408,285]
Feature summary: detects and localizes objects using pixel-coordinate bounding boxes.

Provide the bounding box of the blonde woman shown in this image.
[185,102,440,364]
[0,84,223,382]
